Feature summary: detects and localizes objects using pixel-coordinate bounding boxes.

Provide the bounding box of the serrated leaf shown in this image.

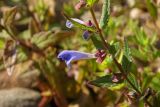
[89,75,123,88]
[99,0,110,29]
[122,56,131,72]
[125,73,141,92]
[121,39,132,72]
[86,0,98,7]
[63,13,96,32]
[146,0,158,19]
[90,34,105,49]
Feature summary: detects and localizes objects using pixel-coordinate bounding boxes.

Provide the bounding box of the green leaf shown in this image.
[86,0,98,7]
[90,34,105,49]
[108,41,119,56]
[89,75,123,88]
[99,0,110,29]
[122,56,132,72]
[123,39,131,61]
[146,0,158,19]
[125,73,141,92]
[121,39,132,72]
[63,13,97,32]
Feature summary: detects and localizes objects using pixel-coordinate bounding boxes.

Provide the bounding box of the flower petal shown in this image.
[66,56,75,68]
[58,50,96,68]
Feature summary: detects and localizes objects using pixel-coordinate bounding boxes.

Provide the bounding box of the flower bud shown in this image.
[75,0,86,11]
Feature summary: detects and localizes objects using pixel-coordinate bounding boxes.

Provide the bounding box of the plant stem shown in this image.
[89,7,152,107]
[90,8,109,49]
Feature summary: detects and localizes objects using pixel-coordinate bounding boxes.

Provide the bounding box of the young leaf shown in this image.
[86,0,98,7]
[121,39,132,72]
[99,0,110,29]
[63,13,96,32]
[89,74,123,88]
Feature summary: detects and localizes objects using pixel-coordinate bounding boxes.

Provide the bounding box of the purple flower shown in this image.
[58,50,96,68]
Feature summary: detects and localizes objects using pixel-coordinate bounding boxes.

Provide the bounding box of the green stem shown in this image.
[89,7,152,107]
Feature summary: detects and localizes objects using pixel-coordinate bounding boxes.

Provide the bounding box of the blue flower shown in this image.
[58,50,95,68]
[82,30,91,40]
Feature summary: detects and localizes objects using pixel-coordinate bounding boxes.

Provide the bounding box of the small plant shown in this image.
[58,0,160,106]
[1,0,160,107]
